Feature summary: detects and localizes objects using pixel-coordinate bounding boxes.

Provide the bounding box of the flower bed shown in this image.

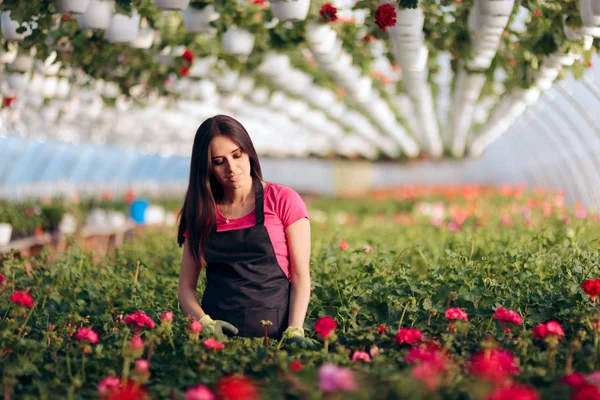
[1,189,600,399]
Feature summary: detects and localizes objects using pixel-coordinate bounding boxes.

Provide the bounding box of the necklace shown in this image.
[219,186,254,224]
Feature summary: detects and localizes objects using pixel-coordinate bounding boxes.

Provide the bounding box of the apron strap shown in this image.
[254,177,265,226]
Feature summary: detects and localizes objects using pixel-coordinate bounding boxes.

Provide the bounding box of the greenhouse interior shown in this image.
[1,0,600,399]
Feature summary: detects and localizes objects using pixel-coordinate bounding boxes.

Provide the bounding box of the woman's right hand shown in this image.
[200,314,239,339]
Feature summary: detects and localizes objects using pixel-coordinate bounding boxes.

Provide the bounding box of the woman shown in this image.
[177,115,311,343]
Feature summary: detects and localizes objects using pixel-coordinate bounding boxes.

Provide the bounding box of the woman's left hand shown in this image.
[282,326,316,348]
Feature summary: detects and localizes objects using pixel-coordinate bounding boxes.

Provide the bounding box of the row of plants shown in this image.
[2,0,597,103]
[1,188,599,398]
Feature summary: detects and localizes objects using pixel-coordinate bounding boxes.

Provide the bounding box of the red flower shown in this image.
[561,372,586,388]
[532,321,564,339]
[3,96,16,108]
[572,384,600,400]
[215,375,259,400]
[588,60,594,68]
[405,343,447,369]
[534,10,542,17]
[182,49,194,64]
[445,307,468,321]
[179,66,190,76]
[130,336,144,350]
[105,380,149,400]
[468,349,520,384]
[394,328,423,345]
[485,384,540,400]
[374,3,396,30]
[362,35,375,42]
[289,360,303,372]
[582,279,600,298]
[377,325,388,334]
[75,327,99,344]
[339,240,348,251]
[314,316,338,339]
[124,312,155,329]
[493,307,522,325]
[319,4,338,23]
[9,291,34,308]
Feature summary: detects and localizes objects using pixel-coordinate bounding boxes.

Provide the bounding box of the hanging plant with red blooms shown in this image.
[374,3,396,31]
[319,4,338,23]
[179,49,194,76]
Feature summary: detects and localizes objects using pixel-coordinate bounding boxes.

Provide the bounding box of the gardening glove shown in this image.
[282,326,317,349]
[200,314,239,339]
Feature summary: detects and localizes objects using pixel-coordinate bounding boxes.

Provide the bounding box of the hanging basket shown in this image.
[76,0,115,30]
[389,7,424,39]
[221,28,255,56]
[183,5,219,34]
[7,72,30,91]
[153,0,190,11]
[476,0,514,16]
[580,0,600,27]
[106,11,140,43]
[0,223,12,246]
[1,11,34,41]
[56,0,91,13]
[271,0,311,22]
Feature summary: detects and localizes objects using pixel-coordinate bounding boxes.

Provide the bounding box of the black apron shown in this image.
[201,178,290,339]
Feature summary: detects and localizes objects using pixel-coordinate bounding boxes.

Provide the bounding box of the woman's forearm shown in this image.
[178,287,206,320]
[288,275,311,327]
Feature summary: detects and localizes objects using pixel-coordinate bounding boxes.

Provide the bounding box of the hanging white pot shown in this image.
[76,0,115,31]
[1,11,35,41]
[7,72,30,91]
[188,56,217,77]
[580,0,600,26]
[0,223,12,246]
[221,28,255,56]
[56,77,71,98]
[271,0,311,22]
[193,79,217,101]
[183,5,219,34]
[0,42,18,64]
[389,7,424,38]
[153,0,190,11]
[106,10,140,43]
[42,76,59,98]
[56,0,91,13]
[8,54,34,73]
[131,28,155,49]
[476,0,514,16]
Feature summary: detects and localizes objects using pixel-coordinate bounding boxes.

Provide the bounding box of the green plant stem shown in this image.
[398,303,408,330]
[81,352,86,382]
[17,299,40,338]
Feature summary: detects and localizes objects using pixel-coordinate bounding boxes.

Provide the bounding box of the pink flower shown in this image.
[405,344,448,369]
[339,240,349,251]
[318,363,358,392]
[377,325,388,334]
[445,307,468,321]
[394,328,423,345]
[185,384,215,400]
[369,346,380,357]
[575,207,588,219]
[485,384,540,400]
[314,316,338,339]
[161,311,173,322]
[124,311,155,329]
[135,359,149,374]
[351,351,371,363]
[203,337,225,351]
[411,360,444,390]
[572,384,600,400]
[130,336,144,350]
[74,327,99,344]
[493,307,522,326]
[447,222,461,232]
[0,273,5,284]
[363,245,375,253]
[189,320,203,333]
[501,214,513,226]
[97,376,121,395]
[468,349,520,383]
[586,371,600,385]
[9,291,34,308]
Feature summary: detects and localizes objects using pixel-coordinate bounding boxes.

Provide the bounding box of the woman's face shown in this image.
[209,135,252,191]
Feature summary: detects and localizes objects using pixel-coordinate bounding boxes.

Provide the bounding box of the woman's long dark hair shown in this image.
[177,115,263,265]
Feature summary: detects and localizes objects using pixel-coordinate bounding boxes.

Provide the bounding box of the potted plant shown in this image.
[76,0,115,31]
[0,204,13,245]
[106,9,141,43]
[1,10,35,41]
[217,1,265,57]
[477,0,515,17]
[153,0,190,11]
[271,0,311,22]
[184,0,219,34]
[55,0,91,14]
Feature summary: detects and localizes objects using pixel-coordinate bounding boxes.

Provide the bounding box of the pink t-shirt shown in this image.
[186,182,309,280]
